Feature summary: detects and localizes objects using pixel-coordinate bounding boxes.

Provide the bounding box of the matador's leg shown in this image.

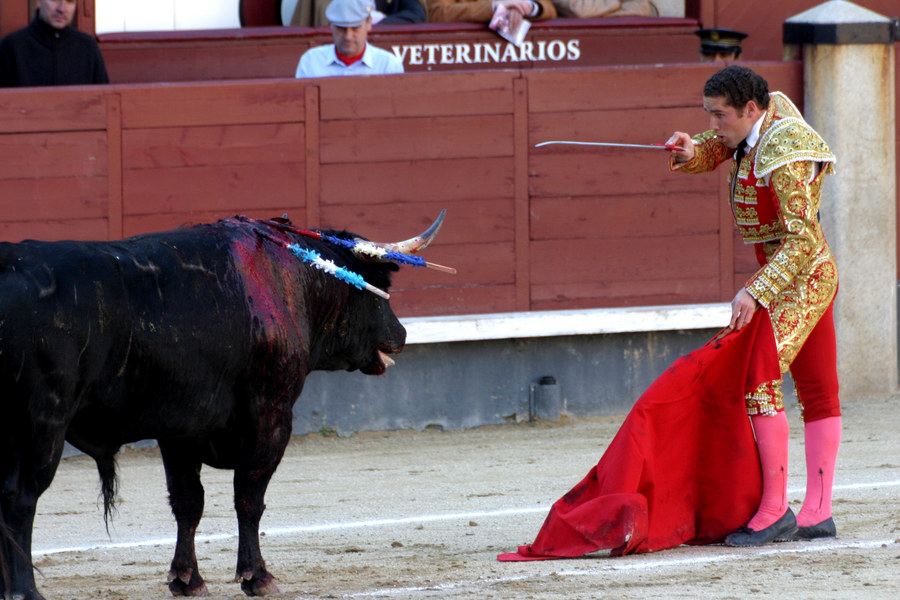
[790,302,841,536]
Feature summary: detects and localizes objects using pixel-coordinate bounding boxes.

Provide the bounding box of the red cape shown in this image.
[498,311,778,560]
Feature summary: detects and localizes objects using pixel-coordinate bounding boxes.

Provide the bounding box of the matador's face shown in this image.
[702,95,760,150]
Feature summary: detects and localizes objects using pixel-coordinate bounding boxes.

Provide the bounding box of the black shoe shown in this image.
[724,509,797,547]
[779,517,836,541]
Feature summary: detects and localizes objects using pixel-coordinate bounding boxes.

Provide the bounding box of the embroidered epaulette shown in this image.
[754,92,836,179]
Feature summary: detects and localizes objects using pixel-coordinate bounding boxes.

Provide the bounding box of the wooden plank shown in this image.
[318,71,516,120]
[531,106,708,150]
[122,123,305,169]
[531,235,719,285]
[118,80,306,128]
[0,177,108,220]
[319,115,514,163]
[0,219,109,243]
[530,150,720,197]
[733,233,759,274]
[526,61,804,114]
[717,161,733,300]
[0,0,31,38]
[305,85,320,227]
[392,241,515,290]
[320,157,514,205]
[531,276,722,311]
[123,208,308,238]
[733,270,758,292]
[527,65,719,113]
[77,0,96,35]
[0,88,107,133]
[122,163,305,215]
[531,193,720,241]
[526,26,697,68]
[0,131,108,179]
[320,198,514,244]
[513,77,530,311]
[103,38,314,83]
[389,283,518,318]
[107,93,124,241]
[757,63,804,104]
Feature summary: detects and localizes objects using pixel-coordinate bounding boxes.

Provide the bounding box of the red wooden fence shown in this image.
[0,61,802,318]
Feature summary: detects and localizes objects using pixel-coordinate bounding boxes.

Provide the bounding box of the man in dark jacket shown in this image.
[0,0,109,87]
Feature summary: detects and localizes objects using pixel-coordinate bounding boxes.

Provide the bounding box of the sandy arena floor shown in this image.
[29,392,900,599]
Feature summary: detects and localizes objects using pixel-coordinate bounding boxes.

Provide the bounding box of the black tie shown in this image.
[734,139,747,163]
[731,140,746,204]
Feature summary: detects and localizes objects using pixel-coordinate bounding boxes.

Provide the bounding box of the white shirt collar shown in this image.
[745,114,766,151]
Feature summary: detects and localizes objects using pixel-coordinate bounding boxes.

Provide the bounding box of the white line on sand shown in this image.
[33,479,900,557]
[344,538,898,598]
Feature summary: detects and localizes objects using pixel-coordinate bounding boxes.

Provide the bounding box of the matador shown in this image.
[670,67,841,547]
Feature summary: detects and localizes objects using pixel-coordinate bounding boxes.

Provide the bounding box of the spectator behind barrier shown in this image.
[290,0,426,26]
[551,0,655,19]
[295,0,404,77]
[695,28,747,63]
[0,0,109,87]
[428,0,557,31]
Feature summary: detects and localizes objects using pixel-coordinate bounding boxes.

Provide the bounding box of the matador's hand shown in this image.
[730,288,759,331]
[666,131,695,164]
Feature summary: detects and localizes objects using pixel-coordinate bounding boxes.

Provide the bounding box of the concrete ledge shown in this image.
[401,302,731,344]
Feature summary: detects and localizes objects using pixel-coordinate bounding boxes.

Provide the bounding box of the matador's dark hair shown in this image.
[703,65,770,112]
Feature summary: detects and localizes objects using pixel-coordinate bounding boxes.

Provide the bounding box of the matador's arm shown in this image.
[744,160,822,308]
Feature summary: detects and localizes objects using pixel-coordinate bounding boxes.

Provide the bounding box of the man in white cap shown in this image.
[295,0,403,77]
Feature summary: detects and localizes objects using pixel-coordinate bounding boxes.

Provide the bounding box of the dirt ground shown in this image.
[30,391,900,600]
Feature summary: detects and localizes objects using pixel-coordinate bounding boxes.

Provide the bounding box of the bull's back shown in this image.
[0,226,257,439]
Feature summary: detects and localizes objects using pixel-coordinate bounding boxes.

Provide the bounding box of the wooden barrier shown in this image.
[94,19,700,82]
[0,61,802,318]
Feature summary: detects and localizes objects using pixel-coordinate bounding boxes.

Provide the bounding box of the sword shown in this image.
[535,140,685,151]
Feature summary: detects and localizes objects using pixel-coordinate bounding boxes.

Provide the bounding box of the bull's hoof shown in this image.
[239,572,281,596]
[167,568,210,597]
[168,579,210,597]
[5,590,47,600]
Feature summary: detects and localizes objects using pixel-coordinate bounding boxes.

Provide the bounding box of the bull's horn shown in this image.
[351,210,456,273]
[360,209,446,255]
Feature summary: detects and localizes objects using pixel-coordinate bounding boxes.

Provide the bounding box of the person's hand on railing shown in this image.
[490,0,538,36]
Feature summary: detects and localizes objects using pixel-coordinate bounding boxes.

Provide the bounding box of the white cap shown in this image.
[325,0,375,27]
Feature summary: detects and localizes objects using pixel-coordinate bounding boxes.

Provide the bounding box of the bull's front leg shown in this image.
[0,489,44,600]
[1,428,67,600]
[233,467,280,596]
[159,442,209,597]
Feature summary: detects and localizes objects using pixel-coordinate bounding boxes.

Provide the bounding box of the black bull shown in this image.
[0,213,446,599]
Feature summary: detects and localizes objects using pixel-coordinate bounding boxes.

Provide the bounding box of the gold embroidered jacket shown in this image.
[672,92,838,371]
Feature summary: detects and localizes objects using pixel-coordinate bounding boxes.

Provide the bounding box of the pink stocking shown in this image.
[797,416,841,527]
[747,411,790,530]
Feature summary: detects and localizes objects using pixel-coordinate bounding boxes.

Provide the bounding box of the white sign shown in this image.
[391,39,581,67]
